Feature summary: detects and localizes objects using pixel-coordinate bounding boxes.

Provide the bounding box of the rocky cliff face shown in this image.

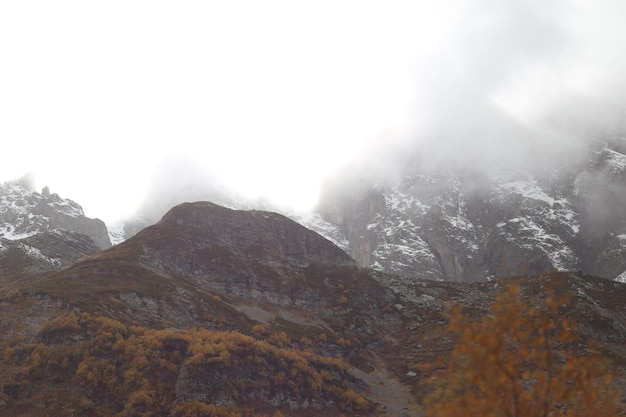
[0,230,101,288]
[16,201,396,332]
[574,146,626,278]
[159,202,357,270]
[316,137,626,283]
[114,202,372,317]
[0,181,111,249]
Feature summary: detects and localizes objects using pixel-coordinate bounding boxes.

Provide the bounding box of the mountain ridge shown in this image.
[0,200,624,415]
[109,137,626,287]
[0,181,111,250]
[316,136,626,283]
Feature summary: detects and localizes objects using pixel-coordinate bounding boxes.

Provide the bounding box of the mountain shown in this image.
[0,181,111,250]
[0,202,409,416]
[113,137,626,287]
[0,180,111,291]
[316,137,626,284]
[0,201,624,416]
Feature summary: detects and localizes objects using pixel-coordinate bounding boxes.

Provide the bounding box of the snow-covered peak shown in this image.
[0,182,77,239]
[0,181,111,249]
[315,139,626,283]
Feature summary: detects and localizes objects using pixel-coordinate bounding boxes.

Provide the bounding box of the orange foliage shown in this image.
[38,311,81,335]
[251,324,268,339]
[170,400,241,417]
[339,388,370,411]
[338,295,348,305]
[5,313,367,416]
[268,331,289,347]
[425,280,622,417]
[337,337,352,348]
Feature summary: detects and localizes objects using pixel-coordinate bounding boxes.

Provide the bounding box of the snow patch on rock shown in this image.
[287,211,350,252]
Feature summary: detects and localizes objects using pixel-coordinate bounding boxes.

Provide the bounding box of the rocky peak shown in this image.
[0,181,111,249]
[160,202,357,270]
[316,137,626,284]
[33,201,392,333]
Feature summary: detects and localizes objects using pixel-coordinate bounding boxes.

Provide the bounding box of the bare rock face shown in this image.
[27,201,401,341]
[160,202,357,270]
[21,230,101,264]
[317,138,626,283]
[0,182,111,249]
[0,230,101,287]
[574,143,626,278]
[119,202,362,315]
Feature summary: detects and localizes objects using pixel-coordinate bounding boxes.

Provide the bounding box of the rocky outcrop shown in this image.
[113,202,367,316]
[160,202,357,270]
[574,143,626,278]
[0,182,111,249]
[42,202,399,328]
[0,230,101,287]
[21,230,101,265]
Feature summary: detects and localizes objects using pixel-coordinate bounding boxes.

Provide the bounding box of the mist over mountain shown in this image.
[304,1,626,284]
[117,156,285,241]
[317,133,626,284]
[3,1,626,414]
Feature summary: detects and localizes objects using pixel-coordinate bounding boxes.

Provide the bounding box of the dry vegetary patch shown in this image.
[422,277,622,417]
[1,312,373,417]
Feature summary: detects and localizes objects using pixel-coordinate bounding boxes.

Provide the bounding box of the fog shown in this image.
[334,0,626,186]
[1,1,625,222]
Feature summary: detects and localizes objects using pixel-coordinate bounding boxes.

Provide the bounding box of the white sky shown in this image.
[1,1,625,223]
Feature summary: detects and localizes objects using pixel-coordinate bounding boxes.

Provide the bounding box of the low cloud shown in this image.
[130,155,234,224]
[340,0,626,184]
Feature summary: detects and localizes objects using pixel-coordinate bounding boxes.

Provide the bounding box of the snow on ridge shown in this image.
[17,242,61,266]
[498,216,576,271]
[384,185,429,214]
[604,149,626,173]
[373,237,436,267]
[494,180,559,205]
[492,177,580,271]
[107,222,127,246]
[0,181,89,241]
[541,202,580,236]
[48,199,85,217]
[287,211,349,252]
[0,225,33,240]
[615,269,626,283]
